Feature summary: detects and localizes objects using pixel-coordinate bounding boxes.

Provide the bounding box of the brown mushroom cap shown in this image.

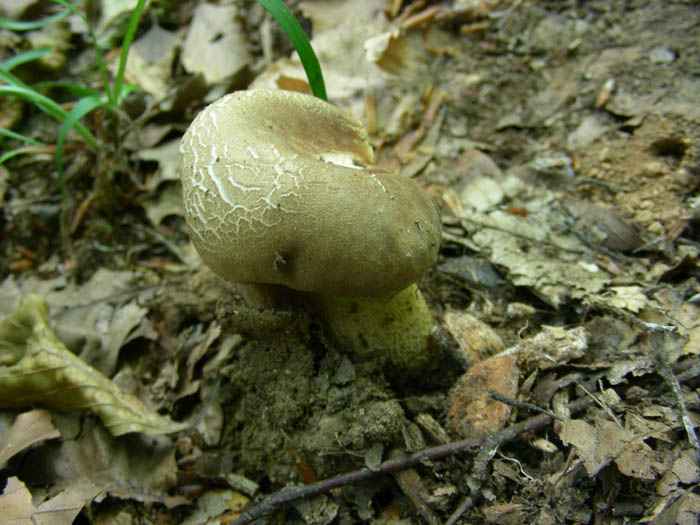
[179,88,441,297]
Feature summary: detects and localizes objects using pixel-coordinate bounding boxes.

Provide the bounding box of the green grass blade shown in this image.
[0,84,98,149]
[0,67,34,89]
[51,0,114,105]
[0,83,69,121]
[0,147,42,164]
[31,80,102,99]
[0,127,45,146]
[0,48,52,71]
[113,0,147,105]
[0,126,45,164]
[256,0,327,101]
[0,8,72,31]
[55,95,103,201]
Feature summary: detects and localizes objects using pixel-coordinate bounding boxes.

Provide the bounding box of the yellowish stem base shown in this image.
[313,284,434,372]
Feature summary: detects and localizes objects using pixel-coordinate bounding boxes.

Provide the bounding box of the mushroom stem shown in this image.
[312,284,435,372]
[227,281,436,373]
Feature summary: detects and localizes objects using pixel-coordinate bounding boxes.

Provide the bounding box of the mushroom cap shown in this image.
[178,88,441,297]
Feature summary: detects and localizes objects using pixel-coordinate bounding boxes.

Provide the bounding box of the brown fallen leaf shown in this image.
[559,419,664,479]
[447,354,519,438]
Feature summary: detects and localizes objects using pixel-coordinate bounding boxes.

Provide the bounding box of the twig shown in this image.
[571,178,617,194]
[649,331,700,465]
[444,495,475,525]
[389,449,441,525]
[576,383,623,428]
[655,355,700,464]
[232,397,594,525]
[488,389,564,421]
[232,357,700,524]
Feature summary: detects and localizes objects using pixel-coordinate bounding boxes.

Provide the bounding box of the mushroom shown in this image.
[178,88,441,372]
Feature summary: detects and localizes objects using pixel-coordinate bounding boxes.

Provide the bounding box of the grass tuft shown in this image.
[256,0,327,101]
[0,0,147,202]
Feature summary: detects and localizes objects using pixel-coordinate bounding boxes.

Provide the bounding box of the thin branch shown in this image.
[444,495,475,525]
[656,358,700,463]
[232,397,594,525]
[232,357,700,524]
[488,389,564,421]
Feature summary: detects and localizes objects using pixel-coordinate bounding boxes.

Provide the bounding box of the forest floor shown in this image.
[1,0,700,523]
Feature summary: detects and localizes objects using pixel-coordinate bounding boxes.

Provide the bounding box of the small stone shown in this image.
[649,46,675,64]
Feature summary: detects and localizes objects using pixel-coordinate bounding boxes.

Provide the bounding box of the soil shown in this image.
[1,0,700,524]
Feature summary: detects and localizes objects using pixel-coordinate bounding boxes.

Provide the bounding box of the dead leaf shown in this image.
[181,3,251,85]
[0,476,100,525]
[0,409,59,467]
[32,481,102,525]
[47,419,186,508]
[559,419,663,479]
[504,325,588,372]
[137,138,185,185]
[565,200,643,252]
[646,287,700,356]
[463,206,610,308]
[447,354,519,438]
[181,488,250,524]
[119,23,179,100]
[141,182,184,227]
[24,268,156,378]
[0,295,186,436]
[443,311,503,366]
[0,477,34,524]
[656,453,700,497]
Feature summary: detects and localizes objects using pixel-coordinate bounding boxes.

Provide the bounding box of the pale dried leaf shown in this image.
[33,481,101,525]
[142,183,184,228]
[45,268,150,377]
[0,476,100,525]
[443,311,503,366]
[462,202,649,313]
[300,0,383,34]
[657,453,700,496]
[253,19,391,105]
[0,477,33,524]
[119,24,179,100]
[500,325,587,371]
[465,208,608,307]
[647,288,700,356]
[181,489,250,525]
[559,419,606,475]
[136,138,182,183]
[0,409,59,467]
[181,3,251,84]
[605,286,647,313]
[677,492,700,525]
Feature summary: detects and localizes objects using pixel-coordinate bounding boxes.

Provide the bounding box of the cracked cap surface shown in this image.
[178,88,441,297]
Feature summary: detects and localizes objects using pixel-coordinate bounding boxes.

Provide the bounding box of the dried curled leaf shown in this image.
[0,475,100,525]
[0,295,186,436]
[0,409,60,467]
